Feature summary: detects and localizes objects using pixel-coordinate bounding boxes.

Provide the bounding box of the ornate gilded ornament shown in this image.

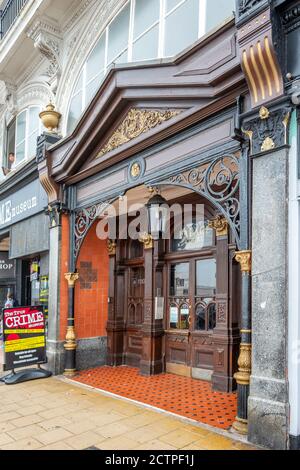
[131,162,141,178]
[97,108,181,158]
[39,103,61,132]
[64,326,77,352]
[107,240,117,256]
[234,343,252,386]
[261,136,275,152]
[259,106,270,120]
[64,272,79,287]
[235,251,252,273]
[242,107,291,155]
[139,233,154,250]
[209,216,228,237]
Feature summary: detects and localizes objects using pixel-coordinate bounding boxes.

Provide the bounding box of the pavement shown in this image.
[0,374,258,451]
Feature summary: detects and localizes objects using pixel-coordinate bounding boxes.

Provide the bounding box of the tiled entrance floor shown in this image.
[73,366,237,430]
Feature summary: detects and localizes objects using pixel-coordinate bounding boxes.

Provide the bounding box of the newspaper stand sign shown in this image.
[3,306,46,372]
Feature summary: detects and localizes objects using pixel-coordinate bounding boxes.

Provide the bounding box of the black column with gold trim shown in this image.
[64,272,79,376]
[233,250,252,435]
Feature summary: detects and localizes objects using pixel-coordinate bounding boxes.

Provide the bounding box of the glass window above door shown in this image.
[66,0,236,134]
[172,219,214,252]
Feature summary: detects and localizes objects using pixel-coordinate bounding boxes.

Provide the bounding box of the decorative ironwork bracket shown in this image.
[149,154,241,249]
[74,200,114,262]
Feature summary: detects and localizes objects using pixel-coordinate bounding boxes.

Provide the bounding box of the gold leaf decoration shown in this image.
[97,108,181,158]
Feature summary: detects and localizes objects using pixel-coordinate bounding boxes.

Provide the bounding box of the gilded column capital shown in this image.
[65,272,79,287]
[209,216,228,237]
[107,240,117,256]
[139,233,154,250]
[235,250,252,273]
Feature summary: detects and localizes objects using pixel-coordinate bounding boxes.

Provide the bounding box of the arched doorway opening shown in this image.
[106,187,241,393]
[74,221,109,370]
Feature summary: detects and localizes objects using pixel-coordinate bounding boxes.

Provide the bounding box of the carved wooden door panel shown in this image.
[124,265,145,366]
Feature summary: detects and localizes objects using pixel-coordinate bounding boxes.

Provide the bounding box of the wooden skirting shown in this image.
[166,362,191,378]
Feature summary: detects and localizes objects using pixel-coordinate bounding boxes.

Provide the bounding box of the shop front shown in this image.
[0,172,50,317]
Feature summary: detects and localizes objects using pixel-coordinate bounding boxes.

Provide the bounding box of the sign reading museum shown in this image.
[0,180,48,230]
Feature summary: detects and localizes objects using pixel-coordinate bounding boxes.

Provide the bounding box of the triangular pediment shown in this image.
[96,108,182,160]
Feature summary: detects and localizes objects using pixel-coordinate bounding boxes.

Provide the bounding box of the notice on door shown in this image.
[3,306,46,371]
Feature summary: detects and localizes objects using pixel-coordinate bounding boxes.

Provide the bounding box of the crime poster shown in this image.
[3,306,46,371]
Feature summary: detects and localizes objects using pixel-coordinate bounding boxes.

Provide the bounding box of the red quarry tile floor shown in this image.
[73,366,237,430]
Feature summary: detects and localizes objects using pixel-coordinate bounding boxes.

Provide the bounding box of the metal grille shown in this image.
[0,0,28,39]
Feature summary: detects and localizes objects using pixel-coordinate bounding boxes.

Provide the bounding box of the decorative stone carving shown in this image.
[27,19,62,91]
[97,109,181,158]
[64,326,77,351]
[242,106,291,155]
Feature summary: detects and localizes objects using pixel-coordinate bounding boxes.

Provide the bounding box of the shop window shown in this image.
[3,106,41,174]
[66,0,235,133]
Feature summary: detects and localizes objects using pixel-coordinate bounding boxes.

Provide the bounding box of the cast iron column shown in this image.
[64,272,79,376]
[232,251,252,435]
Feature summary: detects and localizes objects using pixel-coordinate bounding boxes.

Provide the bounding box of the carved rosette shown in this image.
[65,272,79,288]
[235,251,252,273]
[97,108,181,158]
[209,216,228,237]
[107,240,117,256]
[139,233,154,250]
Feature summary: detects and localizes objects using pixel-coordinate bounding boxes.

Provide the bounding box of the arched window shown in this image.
[67,0,235,134]
[4,106,41,172]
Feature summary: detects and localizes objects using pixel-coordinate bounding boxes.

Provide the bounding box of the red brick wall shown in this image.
[75,222,109,339]
[60,214,70,341]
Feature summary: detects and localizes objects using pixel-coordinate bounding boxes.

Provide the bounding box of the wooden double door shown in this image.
[165,256,217,379]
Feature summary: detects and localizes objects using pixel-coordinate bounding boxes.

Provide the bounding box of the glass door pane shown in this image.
[170,263,189,297]
[169,263,190,329]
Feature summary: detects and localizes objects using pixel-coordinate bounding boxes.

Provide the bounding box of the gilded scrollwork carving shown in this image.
[97,108,181,158]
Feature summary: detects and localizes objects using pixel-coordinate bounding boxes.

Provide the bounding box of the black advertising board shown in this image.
[3,306,46,371]
[0,252,16,280]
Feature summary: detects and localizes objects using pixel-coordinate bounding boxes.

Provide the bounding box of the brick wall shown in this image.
[75,222,109,339]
